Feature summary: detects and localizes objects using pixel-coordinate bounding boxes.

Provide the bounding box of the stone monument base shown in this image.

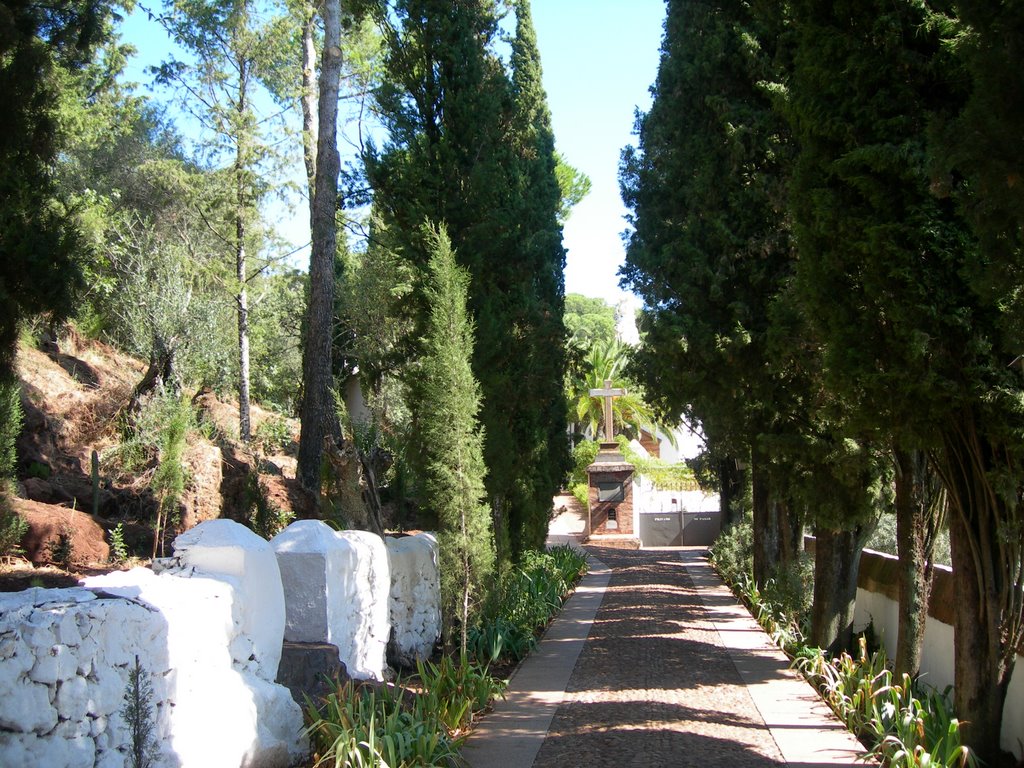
[584,533,641,549]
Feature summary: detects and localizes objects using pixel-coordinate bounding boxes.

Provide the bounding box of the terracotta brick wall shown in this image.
[587,468,635,536]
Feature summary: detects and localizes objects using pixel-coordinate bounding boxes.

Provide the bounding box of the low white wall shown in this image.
[1,518,444,766]
[271,521,394,681]
[0,520,306,767]
[385,533,441,667]
[852,549,1022,759]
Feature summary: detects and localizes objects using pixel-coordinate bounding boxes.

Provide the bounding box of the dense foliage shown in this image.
[623,1,1024,759]
[365,0,569,560]
[304,659,504,768]
[469,545,588,665]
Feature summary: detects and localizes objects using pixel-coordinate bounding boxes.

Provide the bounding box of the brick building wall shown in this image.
[586,466,635,536]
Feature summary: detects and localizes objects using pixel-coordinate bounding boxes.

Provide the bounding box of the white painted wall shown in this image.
[0,520,307,768]
[0,518,444,767]
[385,533,441,667]
[853,549,1021,759]
[271,521,399,681]
[630,439,720,517]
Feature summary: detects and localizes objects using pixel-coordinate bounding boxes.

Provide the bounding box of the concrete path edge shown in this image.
[681,549,868,767]
[460,551,611,768]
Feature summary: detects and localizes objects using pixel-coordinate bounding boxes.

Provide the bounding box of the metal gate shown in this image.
[638,511,683,547]
[682,511,722,546]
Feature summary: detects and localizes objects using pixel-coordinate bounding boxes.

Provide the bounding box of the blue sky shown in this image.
[532,1,665,305]
[117,1,667,306]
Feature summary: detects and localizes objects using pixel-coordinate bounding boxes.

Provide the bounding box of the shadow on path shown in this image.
[463,545,866,768]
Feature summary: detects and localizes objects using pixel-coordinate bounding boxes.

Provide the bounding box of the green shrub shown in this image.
[724,550,976,768]
[0,501,28,559]
[469,546,588,666]
[547,544,588,587]
[467,617,536,665]
[415,654,506,732]
[795,641,977,768]
[709,517,753,585]
[304,679,463,768]
[109,522,128,564]
[26,460,51,480]
[571,481,588,508]
[48,527,74,569]
[253,415,292,454]
[568,440,599,487]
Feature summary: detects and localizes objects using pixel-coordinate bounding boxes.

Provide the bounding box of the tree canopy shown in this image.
[365,0,568,559]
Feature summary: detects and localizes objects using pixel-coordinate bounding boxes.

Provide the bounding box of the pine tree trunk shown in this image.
[297,0,343,492]
[236,224,251,443]
[235,56,252,444]
[810,523,870,655]
[300,2,317,226]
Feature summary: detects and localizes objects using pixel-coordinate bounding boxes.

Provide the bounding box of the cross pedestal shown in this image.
[584,379,638,547]
[585,458,638,548]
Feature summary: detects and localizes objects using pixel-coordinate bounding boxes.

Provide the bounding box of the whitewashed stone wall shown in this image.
[385,533,441,667]
[0,520,306,768]
[1,518,443,767]
[0,587,163,768]
[852,549,1023,760]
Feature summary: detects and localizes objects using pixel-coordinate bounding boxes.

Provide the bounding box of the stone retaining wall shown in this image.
[851,547,1023,760]
[0,519,442,767]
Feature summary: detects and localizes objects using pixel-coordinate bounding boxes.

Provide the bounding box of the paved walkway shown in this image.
[461,528,866,767]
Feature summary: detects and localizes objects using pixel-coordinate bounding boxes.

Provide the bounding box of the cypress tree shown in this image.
[619,0,802,575]
[502,0,569,554]
[419,224,495,655]
[785,1,1023,754]
[366,0,569,559]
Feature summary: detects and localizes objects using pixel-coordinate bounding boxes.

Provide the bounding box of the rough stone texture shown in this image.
[531,547,784,768]
[334,530,391,681]
[0,587,163,767]
[86,544,307,767]
[385,533,441,668]
[277,642,349,707]
[171,519,286,681]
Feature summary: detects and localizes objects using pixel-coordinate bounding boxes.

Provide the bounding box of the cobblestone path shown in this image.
[531,546,784,767]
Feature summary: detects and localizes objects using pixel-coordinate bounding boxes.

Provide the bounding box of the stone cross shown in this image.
[589,378,626,443]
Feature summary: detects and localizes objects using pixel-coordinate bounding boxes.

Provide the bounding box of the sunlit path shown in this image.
[462,544,865,768]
